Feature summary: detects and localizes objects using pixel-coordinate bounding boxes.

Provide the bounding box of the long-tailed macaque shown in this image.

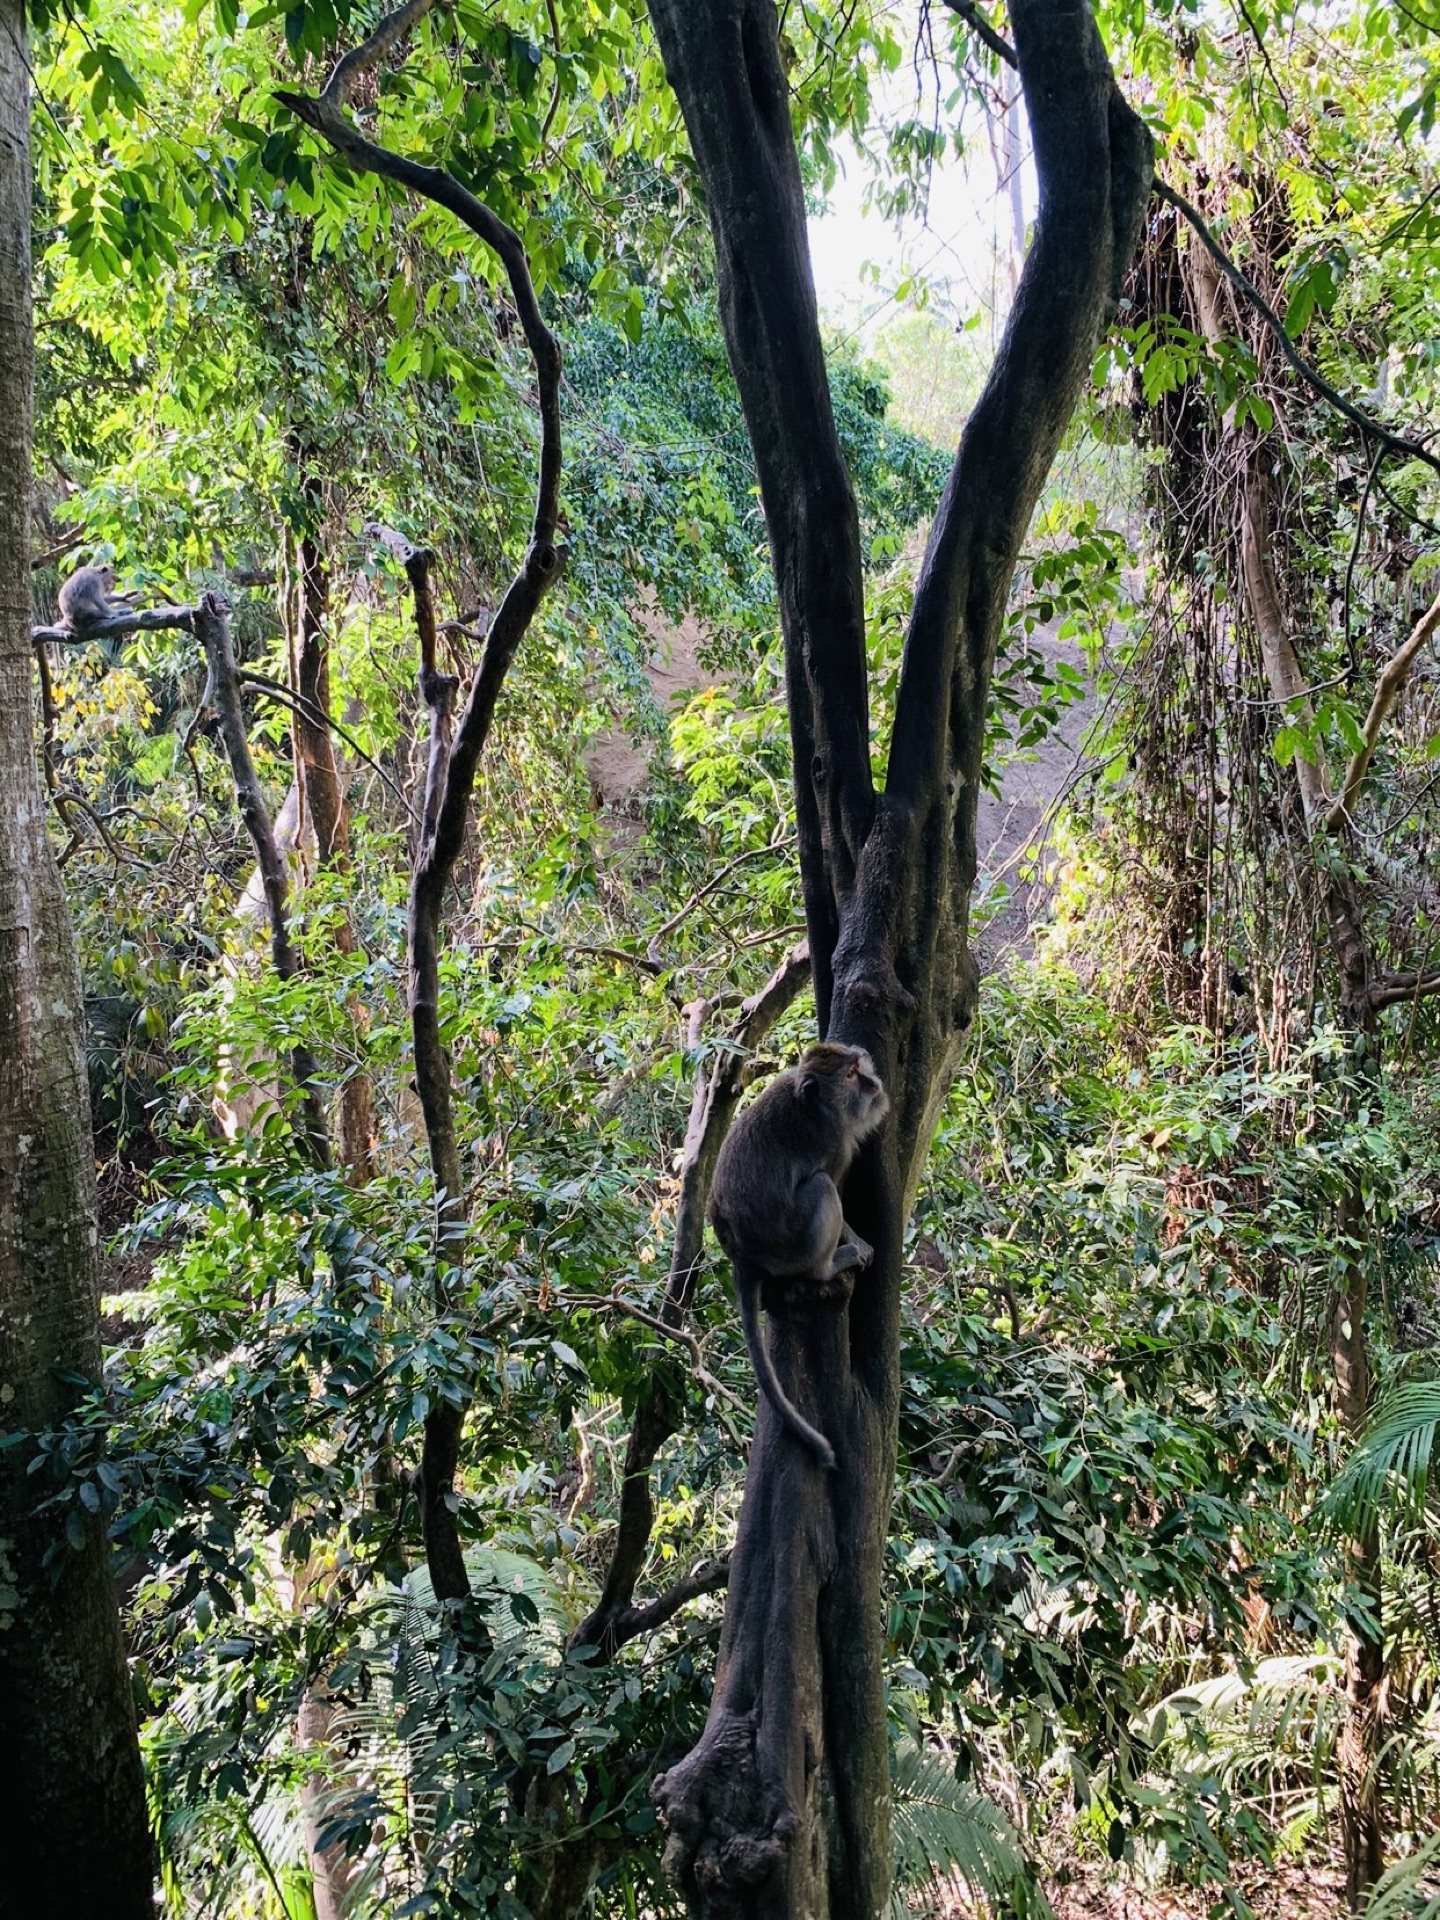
[709,1042,889,1469]
[57,563,135,632]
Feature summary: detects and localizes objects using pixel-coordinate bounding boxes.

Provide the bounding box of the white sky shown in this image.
[805,69,1035,340]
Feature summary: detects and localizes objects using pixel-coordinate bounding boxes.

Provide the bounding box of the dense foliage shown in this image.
[9,0,1440,1914]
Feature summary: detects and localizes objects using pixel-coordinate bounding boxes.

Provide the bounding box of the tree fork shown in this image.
[644,2,1152,1913]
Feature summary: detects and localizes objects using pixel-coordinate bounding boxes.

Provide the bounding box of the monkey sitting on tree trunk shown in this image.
[57,562,138,635]
[709,1042,889,1470]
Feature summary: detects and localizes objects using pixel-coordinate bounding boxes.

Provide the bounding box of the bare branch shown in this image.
[31,604,196,645]
[194,593,331,1170]
[1327,586,1440,830]
[237,668,416,821]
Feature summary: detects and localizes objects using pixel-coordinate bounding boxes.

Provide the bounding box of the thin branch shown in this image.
[560,1294,749,1417]
[540,0,563,142]
[194,593,332,1171]
[1154,179,1440,482]
[645,832,794,960]
[1327,586,1440,830]
[1342,445,1384,681]
[941,0,1016,66]
[51,791,139,869]
[237,668,416,820]
[29,529,85,571]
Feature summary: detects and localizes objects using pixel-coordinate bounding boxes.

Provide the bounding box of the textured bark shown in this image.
[644,3,1152,1914]
[0,7,153,1907]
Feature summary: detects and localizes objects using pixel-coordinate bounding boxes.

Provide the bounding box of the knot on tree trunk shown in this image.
[653,1707,799,1909]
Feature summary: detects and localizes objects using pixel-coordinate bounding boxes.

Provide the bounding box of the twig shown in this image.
[237,668,416,820]
[645,833,794,961]
[561,1293,749,1416]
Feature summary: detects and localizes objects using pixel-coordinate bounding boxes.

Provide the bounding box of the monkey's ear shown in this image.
[797,1065,822,1101]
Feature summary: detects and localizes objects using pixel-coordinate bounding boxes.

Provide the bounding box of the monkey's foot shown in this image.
[831,1232,873,1274]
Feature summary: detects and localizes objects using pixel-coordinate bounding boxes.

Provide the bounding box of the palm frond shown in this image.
[1323,1381,1440,1534]
[1360,1830,1440,1919]
[889,1739,1050,1919]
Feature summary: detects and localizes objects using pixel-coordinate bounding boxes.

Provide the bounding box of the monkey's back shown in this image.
[709,1068,847,1257]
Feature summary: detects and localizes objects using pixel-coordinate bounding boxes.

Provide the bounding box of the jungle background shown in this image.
[9,0,1440,1913]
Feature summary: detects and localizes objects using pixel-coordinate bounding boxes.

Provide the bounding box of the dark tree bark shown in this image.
[642,3,1152,1913]
[0,6,153,1909]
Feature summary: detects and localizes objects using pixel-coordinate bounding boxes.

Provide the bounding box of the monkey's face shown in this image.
[841,1048,889,1135]
[799,1042,889,1136]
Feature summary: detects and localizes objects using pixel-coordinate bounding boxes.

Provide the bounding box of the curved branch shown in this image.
[281,4,564,1603]
[1326,586,1440,830]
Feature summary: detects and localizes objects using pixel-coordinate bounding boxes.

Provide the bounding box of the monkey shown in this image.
[57,562,137,633]
[709,1042,889,1470]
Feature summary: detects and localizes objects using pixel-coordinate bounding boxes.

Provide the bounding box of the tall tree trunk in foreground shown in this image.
[642,3,1152,1913]
[0,6,153,1910]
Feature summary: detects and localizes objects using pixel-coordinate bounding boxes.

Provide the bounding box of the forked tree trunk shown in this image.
[643,4,1152,1913]
[0,6,153,1908]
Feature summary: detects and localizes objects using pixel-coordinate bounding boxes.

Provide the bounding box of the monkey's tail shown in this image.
[733,1263,837,1471]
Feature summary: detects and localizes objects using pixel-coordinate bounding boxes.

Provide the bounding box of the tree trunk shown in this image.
[644,4,1152,1913]
[284,511,378,1184]
[0,8,153,1909]
[1239,452,1385,1905]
